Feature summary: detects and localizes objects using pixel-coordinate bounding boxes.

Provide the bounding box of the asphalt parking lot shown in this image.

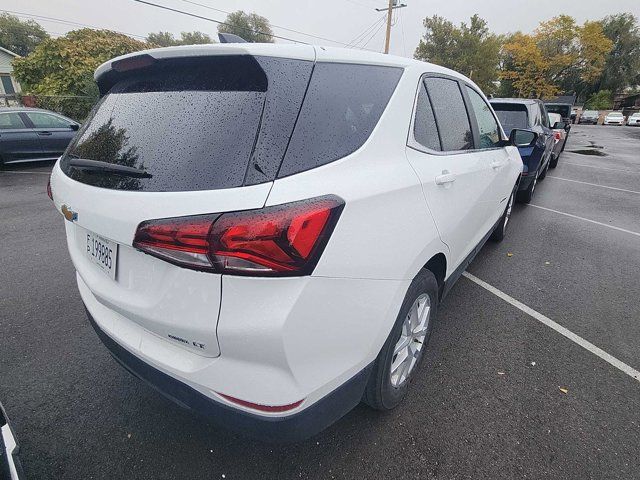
[1,124,639,479]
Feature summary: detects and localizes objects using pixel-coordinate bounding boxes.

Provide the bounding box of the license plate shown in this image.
[85,231,118,280]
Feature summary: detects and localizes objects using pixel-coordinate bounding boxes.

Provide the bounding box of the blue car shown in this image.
[490,98,555,203]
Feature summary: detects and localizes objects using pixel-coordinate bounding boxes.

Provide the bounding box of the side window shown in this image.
[0,112,27,129]
[25,112,72,129]
[465,86,502,149]
[412,82,441,151]
[424,77,473,151]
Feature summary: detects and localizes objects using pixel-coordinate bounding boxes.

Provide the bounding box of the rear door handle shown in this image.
[435,171,456,185]
[37,131,52,136]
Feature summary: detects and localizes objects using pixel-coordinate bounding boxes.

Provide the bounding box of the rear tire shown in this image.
[549,154,559,168]
[538,160,549,180]
[363,269,438,411]
[491,185,516,242]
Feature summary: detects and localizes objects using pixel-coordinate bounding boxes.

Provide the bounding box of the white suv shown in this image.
[50,44,524,442]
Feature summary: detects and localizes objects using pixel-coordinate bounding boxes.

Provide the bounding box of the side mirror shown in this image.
[70,123,80,131]
[553,121,566,130]
[509,129,538,148]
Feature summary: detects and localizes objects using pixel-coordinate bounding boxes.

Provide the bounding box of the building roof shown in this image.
[0,46,20,58]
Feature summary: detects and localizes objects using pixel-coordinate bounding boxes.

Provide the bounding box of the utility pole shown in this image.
[376,0,407,54]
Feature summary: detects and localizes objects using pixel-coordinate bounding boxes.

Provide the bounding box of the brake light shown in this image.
[47,175,53,201]
[554,131,562,141]
[133,196,344,276]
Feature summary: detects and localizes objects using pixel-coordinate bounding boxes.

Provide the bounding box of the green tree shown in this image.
[584,89,613,109]
[414,15,502,93]
[0,13,49,56]
[218,11,274,43]
[146,30,214,47]
[597,13,640,94]
[13,29,147,119]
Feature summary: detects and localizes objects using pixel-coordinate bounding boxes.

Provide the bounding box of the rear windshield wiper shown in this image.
[67,157,152,178]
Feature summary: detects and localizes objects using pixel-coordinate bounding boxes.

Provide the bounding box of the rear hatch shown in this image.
[52,47,316,357]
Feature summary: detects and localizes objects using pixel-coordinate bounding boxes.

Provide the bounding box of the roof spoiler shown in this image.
[218,33,248,43]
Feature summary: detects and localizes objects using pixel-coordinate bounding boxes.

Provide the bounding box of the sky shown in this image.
[7,0,640,57]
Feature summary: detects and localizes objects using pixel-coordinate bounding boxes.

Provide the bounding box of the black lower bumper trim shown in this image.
[86,309,372,443]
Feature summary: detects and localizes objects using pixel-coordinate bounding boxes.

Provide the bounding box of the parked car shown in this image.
[544,102,572,134]
[0,107,79,166]
[49,44,523,442]
[627,112,640,126]
[490,98,555,203]
[548,112,567,168]
[578,110,599,124]
[1,402,24,480]
[603,111,626,126]
[570,108,578,124]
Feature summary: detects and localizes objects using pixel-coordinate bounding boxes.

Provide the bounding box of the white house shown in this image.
[0,46,21,105]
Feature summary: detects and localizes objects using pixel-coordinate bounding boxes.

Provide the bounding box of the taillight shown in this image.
[554,131,562,141]
[133,196,344,276]
[47,175,53,201]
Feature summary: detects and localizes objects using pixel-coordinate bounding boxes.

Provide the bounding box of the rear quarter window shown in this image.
[277,63,403,178]
[491,103,529,135]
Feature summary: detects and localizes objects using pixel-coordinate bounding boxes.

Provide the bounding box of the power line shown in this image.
[346,14,386,48]
[176,0,363,47]
[361,17,387,49]
[0,9,147,40]
[133,0,307,44]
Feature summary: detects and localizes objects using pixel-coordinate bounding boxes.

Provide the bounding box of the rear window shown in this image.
[277,63,402,178]
[61,56,313,192]
[545,104,571,118]
[491,103,529,135]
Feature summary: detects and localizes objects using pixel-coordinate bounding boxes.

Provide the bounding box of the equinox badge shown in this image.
[61,204,78,222]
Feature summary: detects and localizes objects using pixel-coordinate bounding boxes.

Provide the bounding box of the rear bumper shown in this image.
[87,309,372,443]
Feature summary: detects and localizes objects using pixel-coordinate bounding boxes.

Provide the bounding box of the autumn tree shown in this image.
[0,13,49,56]
[218,11,274,43]
[414,15,502,93]
[146,30,214,47]
[13,29,147,119]
[500,16,612,98]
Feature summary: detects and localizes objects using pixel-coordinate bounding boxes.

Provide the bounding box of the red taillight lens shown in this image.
[554,131,562,141]
[216,392,304,413]
[133,196,344,276]
[46,175,53,201]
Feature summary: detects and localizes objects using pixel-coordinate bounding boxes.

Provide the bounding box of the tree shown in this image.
[146,30,214,47]
[584,89,613,109]
[13,29,147,119]
[597,13,640,94]
[218,11,274,43]
[414,15,502,93]
[500,16,613,99]
[0,13,49,56]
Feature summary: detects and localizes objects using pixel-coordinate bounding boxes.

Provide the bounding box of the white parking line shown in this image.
[547,176,640,195]
[529,204,640,238]
[462,272,640,383]
[563,162,638,174]
[1,170,50,175]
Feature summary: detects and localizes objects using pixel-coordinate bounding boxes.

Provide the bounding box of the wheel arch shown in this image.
[423,252,447,300]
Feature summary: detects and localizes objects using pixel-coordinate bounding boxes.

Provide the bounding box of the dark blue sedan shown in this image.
[0,107,79,166]
[490,98,556,203]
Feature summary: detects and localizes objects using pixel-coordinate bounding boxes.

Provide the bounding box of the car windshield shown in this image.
[491,103,529,134]
[609,112,623,117]
[583,110,598,116]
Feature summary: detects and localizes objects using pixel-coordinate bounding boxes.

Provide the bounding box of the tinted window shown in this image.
[424,77,473,151]
[26,112,72,129]
[491,103,529,135]
[465,87,501,148]
[413,82,440,151]
[61,56,313,192]
[0,112,26,129]
[546,104,571,118]
[278,63,403,178]
[539,104,550,128]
